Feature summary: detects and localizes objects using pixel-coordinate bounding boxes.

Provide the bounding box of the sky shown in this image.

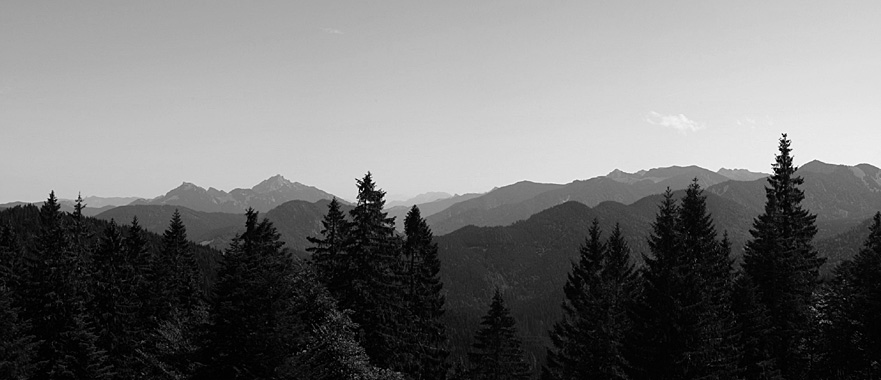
[2,1,881,203]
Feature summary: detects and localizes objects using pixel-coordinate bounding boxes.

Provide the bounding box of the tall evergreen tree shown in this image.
[307,198,352,301]
[124,217,153,337]
[89,220,143,379]
[468,289,531,380]
[817,211,881,379]
[198,208,290,379]
[742,134,823,379]
[546,220,637,380]
[343,173,407,369]
[630,183,736,380]
[200,208,400,379]
[21,192,111,380]
[151,209,201,321]
[677,181,738,378]
[629,189,691,380]
[401,205,450,380]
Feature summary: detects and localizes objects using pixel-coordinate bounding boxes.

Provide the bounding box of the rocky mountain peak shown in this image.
[253,174,295,193]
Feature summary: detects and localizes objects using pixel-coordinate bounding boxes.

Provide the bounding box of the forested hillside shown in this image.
[2,135,880,379]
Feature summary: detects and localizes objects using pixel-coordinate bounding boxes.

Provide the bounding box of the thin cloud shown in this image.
[645,111,705,135]
[735,116,774,130]
[321,27,344,35]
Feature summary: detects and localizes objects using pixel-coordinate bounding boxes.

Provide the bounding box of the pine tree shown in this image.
[307,198,351,301]
[677,181,738,378]
[546,220,637,380]
[21,192,111,380]
[742,134,824,379]
[629,189,691,380]
[124,217,153,340]
[818,212,881,379]
[344,172,406,369]
[152,209,202,321]
[199,208,400,379]
[468,289,531,380]
[629,183,737,380]
[401,205,449,380]
[198,208,289,379]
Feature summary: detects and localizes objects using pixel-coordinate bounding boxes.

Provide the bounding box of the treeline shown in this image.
[2,134,880,379]
[539,134,881,380]
[0,173,447,379]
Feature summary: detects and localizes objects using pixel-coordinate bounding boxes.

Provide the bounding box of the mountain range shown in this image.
[425,165,766,235]
[35,159,880,368]
[385,192,454,209]
[130,175,340,213]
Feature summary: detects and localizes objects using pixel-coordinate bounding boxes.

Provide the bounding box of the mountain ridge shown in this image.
[131,175,340,213]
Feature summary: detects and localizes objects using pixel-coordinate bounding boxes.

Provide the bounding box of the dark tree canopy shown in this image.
[545,220,637,380]
[630,182,736,380]
[818,212,881,379]
[468,289,531,380]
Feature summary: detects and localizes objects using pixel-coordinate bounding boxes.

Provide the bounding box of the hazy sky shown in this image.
[3,1,880,203]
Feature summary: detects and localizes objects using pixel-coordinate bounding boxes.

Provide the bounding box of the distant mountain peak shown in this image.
[253,174,295,193]
[137,175,337,213]
[717,168,769,181]
[798,160,842,175]
[606,165,719,184]
[176,182,204,192]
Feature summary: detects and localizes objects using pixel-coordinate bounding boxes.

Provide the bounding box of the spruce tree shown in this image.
[142,211,206,379]
[546,220,637,380]
[89,220,143,379]
[21,192,111,380]
[629,189,691,380]
[124,217,153,339]
[630,183,737,380]
[677,181,737,378]
[468,289,531,380]
[818,212,881,378]
[198,208,291,379]
[401,205,449,380]
[344,172,406,368]
[199,208,400,379]
[742,134,823,379]
[307,198,351,300]
[151,209,201,321]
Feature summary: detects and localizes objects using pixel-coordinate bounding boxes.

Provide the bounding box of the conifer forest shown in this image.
[3,134,881,380]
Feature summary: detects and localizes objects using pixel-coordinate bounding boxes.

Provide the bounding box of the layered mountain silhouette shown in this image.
[96,199,351,256]
[426,165,754,235]
[717,168,769,181]
[707,160,881,239]
[385,193,483,231]
[385,192,453,209]
[434,189,758,365]
[130,175,339,213]
[80,160,881,367]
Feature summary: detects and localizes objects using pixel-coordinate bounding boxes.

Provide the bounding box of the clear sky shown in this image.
[3,1,880,203]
